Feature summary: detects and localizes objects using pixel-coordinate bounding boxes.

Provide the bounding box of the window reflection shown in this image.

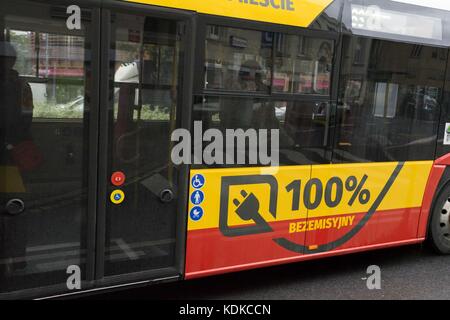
[201,26,335,166]
[335,37,446,163]
[193,96,330,166]
[0,2,90,294]
[273,35,333,94]
[205,26,272,92]
[205,26,333,95]
[8,30,86,119]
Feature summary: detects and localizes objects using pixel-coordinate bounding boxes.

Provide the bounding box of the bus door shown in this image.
[96,5,192,281]
[0,0,98,296]
[0,0,193,297]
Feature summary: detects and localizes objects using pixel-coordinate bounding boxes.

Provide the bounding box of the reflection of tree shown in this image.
[9,31,34,76]
[115,41,140,65]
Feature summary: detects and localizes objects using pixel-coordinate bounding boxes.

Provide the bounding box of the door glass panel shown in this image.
[0,1,92,293]
[105,13,183,276]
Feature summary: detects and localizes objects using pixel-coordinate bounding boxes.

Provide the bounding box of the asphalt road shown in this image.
[91,244,450,300]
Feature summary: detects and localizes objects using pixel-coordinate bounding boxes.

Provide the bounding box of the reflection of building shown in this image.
[8,31,87,104]
[205,25,333,94]
[32,33,85,78]
[272,35,333,94]
[337,36,448,161]
[205,26,273,90]
[341,38,447,119]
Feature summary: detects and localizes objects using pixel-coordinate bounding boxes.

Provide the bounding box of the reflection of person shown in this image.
[0,41,35,278]
[218,60,293,163]
[236,60,267,92]
[0,42,36,170]
[220,60,268,130]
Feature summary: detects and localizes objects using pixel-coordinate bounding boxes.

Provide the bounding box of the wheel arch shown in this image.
[418,155,450,239]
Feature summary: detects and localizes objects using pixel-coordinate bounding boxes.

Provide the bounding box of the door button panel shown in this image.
[110,190,125,205]
[111,171,126,186]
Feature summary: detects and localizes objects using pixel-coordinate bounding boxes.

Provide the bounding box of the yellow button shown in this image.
[110,190,125,205]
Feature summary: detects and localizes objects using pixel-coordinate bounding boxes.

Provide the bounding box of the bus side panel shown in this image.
[185,166,311,277]
[185,161,433,279]
[304,162,431,251]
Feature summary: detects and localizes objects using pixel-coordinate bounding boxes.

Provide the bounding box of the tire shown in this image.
[429,183,450,254]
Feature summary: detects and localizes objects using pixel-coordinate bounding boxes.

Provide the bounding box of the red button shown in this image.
[111,171,126,186]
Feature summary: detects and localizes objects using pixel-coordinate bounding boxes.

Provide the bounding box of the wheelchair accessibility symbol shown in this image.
[191,174,205,189]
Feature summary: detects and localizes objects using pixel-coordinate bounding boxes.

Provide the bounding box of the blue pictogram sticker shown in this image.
[191,174,205,189]
[190,190,205,205]
[190,206,204,221]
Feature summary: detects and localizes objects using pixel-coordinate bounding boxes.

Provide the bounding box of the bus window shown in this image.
[334,36,447,163]
[198,25,333,166]
[273,35,333,95]
[205,26,273,93]
[436,50,450,158]
[193,96,330,166]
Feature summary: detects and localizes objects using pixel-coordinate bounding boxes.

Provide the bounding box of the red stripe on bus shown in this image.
[185,239,424,280]
[185,208,422,279]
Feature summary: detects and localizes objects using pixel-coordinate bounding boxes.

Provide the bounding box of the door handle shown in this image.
[4,199,26,216]
[159,189,174,203]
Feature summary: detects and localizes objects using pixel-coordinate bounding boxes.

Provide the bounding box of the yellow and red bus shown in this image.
[1,0,450,299]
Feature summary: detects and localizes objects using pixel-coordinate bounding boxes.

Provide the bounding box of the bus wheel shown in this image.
[429,184,450,254]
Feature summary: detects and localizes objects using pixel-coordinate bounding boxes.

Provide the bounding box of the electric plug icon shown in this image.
[232,190,272,234]
[219,175,278,237]
[233,190,261,222]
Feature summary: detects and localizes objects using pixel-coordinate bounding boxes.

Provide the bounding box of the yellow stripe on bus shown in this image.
[187,161,433,231]
[126,0,334,28]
